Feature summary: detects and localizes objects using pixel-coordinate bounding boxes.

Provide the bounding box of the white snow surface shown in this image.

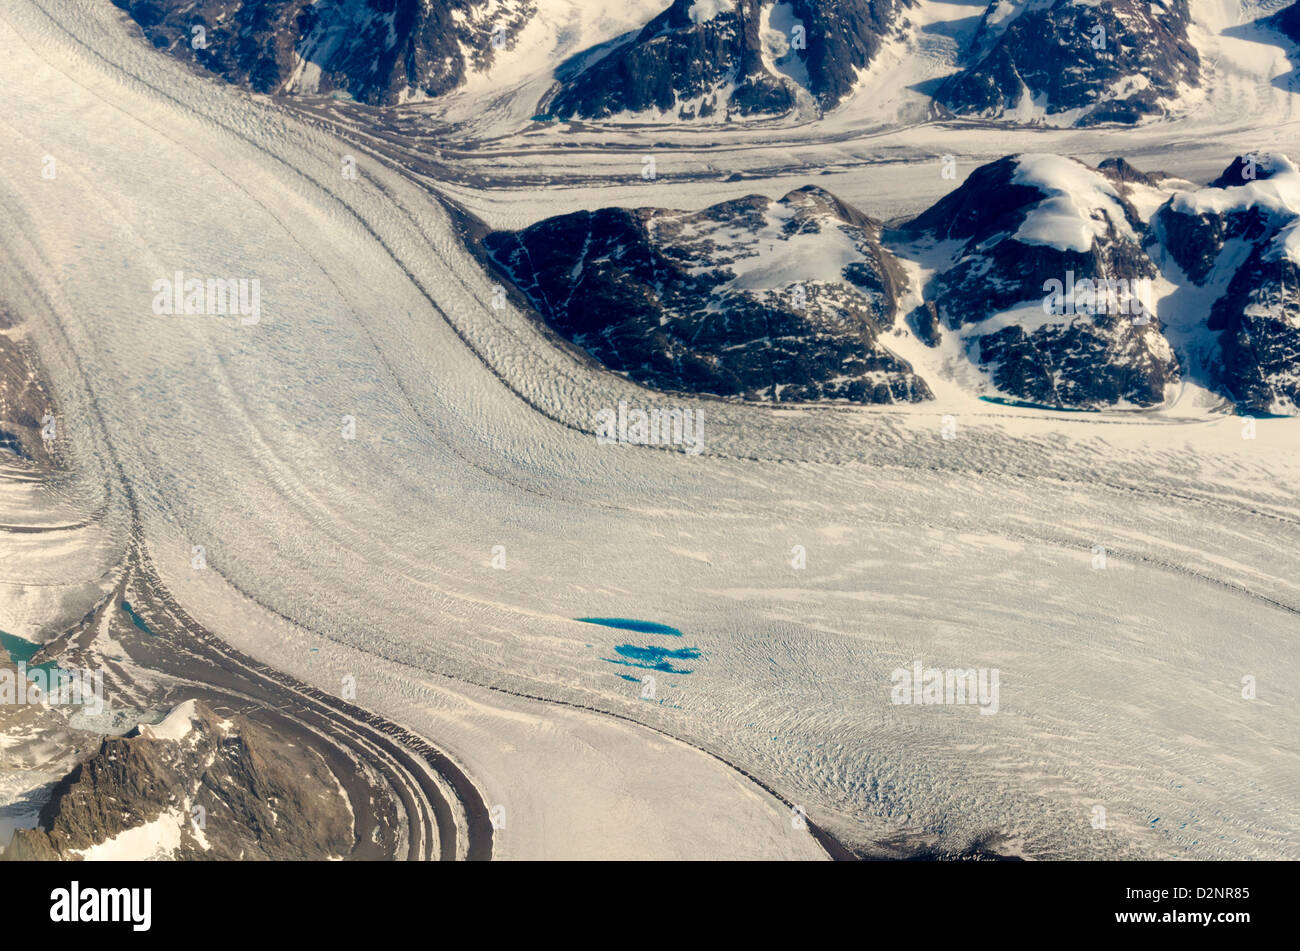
[72,809,186,861]
[459,0,672,94]
[664,195,871,291]
[760,3,811,93]
[1169,152,1300,263]
[1011,154,1136,251]
[689,0,737,24]
[138,700,200,743]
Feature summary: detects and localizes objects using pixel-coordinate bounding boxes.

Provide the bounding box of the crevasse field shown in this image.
[0,0,1297,859]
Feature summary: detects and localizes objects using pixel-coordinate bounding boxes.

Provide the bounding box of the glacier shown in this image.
[0,0,1296,860]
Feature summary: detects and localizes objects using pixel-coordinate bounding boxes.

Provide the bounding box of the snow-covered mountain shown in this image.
[1273,0,1300,42]
[899,150,1300,412]
[110,0,1300,128]
[934,0,1201,126]
[485,185,931,403]
[5,700,353,860]
[111,0,543,103]
[483,151,1300,414]
[899,154,1179,408]
[482,154,1190,410]
[542,0,906,120]
[1150,153,1300,414]
[110,0,911,119]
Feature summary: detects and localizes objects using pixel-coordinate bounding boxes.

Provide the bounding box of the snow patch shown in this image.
[1011,154,1135,252]
[139,699,200,742]
[1169,153,1300,264]
[689,0,737,24]
[72,809,185,861]
[760,3,810,91]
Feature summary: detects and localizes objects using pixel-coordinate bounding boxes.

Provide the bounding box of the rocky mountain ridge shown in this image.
[111,0,538,104]
[489,153,1300,413]
[4,699,353,860]
[543,0,906,120]
[110,0,1300,125]
[935,0,1201,126]
[486,184,931,403]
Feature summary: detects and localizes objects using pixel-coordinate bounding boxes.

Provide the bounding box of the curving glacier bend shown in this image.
[0,0,1297,860]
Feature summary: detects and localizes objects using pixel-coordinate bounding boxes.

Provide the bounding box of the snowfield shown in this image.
[0,0,1297,860]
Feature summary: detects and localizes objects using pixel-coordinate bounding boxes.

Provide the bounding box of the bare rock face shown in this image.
[112,0,309,95]
[543,0,905,120]
[1272,1,1300,44]
[901,154,1179,408]
[1096,156,1164,189]
[111,0,535,104]
[5,700,352,860]
[486,185,931,404]
[0,305,58,467]
[1150,154,1300,415]
[935,0,1200,126]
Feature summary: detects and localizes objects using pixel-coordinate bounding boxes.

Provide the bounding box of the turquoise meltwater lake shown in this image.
[576,618,704,678]
[576,617,685,637]
[0,630,65,683]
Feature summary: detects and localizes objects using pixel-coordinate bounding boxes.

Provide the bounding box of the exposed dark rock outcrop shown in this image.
[1097,156,1163,189]
[486,185,931,403]
[111,0,535,104]
[544,0,905,120]
[1271,1,1300,44]
[0,305,58,466]
[1150,154,1300,414]
[935,0,1200,126]
[5,700,352,860]
[900,154,1178,408]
